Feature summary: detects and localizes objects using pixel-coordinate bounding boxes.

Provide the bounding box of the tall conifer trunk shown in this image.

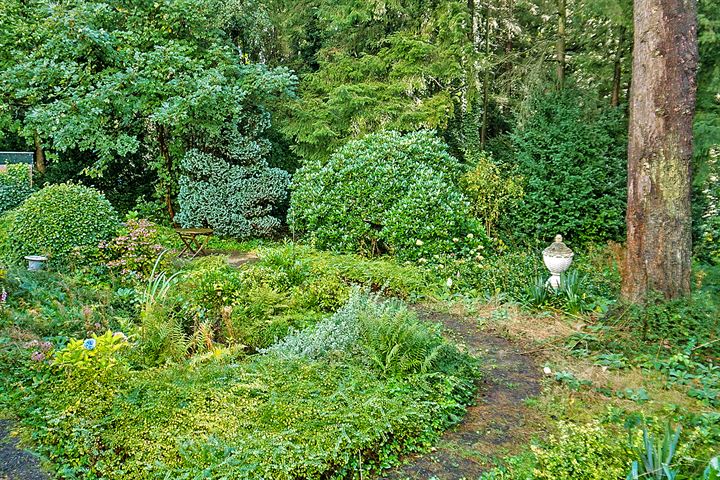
[622,0,698,302]
[556,0,566,89]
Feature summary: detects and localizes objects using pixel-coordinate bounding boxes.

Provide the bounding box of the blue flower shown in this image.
[83,338,97,351]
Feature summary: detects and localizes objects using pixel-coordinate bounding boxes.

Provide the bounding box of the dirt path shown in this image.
[0,420,48,480]
[221,251,259,268]
[380,309,543,480]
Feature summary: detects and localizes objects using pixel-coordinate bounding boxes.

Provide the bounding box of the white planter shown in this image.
[542,235,573,289]
[25,255,48,271]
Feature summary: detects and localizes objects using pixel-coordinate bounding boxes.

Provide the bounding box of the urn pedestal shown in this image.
[542,235,573,289]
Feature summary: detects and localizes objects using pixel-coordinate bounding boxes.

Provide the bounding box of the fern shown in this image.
[264,288,459,378]
[138,306,189,366]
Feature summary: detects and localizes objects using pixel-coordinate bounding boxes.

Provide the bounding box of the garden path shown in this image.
[223,251,259,268]
[0,420,48,480]
[380,308,543,480]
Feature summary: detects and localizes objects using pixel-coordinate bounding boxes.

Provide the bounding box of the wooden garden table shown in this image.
[174,228,213,257]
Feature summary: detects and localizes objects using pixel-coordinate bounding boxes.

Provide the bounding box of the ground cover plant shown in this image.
[0,0,718,477]
[0,236,481,478]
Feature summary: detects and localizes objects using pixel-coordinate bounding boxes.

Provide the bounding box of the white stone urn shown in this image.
[542,235,573,289]
[24,255,48,271]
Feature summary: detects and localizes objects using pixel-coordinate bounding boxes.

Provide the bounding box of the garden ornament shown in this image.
[542,235,573,289]
[24,255,48,271]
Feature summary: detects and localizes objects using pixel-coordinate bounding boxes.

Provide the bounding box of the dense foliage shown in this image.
[0,0,294,220]
[696,150,720,264]
[290,130,487,260]
[461,150,524,238]
[98,219,167,282]
[176,149,290,238]
[497,91,628,246]
[0,164,35,215]
[532,422,633,480]
[135,245,431,365]
[4,184,120,264]
[0,0,718,478]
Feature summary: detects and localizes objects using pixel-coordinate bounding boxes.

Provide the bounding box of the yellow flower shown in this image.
[415,239,424,246]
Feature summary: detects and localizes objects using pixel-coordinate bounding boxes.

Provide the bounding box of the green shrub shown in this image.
[300,246,431,299]
[6,183,121,264]
[135,303,189,366]
[695,149,719,265]
[289,130,488,261]
[533,421,633,480]
[134,244,432,360]
[500,91,627,246]
[0,164,35,215]
[98,219,167,282]
[461,150,524,237]
[17,351,474,479]
[11,292,478,479]
[699,215,720,265]
[176,149,290,239]
[53,330,129,373]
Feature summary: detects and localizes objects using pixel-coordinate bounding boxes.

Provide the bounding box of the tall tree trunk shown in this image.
[501,0,514,97]
[555,0,566,90]
[611,26,626,107]
[33,131,46,174]
[157,125,176,224]
[480,2,491,150]
[622,0,698,302]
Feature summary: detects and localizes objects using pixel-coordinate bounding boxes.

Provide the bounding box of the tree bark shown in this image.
[480,2,491,150]
[622,0,698,302]
[555,0,566,90]
[33,131,46,174]
[157,125,176,224]
[610,26,626,107]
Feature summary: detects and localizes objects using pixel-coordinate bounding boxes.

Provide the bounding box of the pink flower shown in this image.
[31,351,45,362]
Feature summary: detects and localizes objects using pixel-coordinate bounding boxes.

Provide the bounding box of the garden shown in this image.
[0,0,719,479]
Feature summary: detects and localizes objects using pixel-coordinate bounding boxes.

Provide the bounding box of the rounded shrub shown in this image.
[0,164,35,215]
[7,183,121,264]
[289,130,487,261]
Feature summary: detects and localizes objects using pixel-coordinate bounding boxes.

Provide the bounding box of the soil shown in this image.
[380,308,544,480]
[0,420,48,480]
[222,251,259,268]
